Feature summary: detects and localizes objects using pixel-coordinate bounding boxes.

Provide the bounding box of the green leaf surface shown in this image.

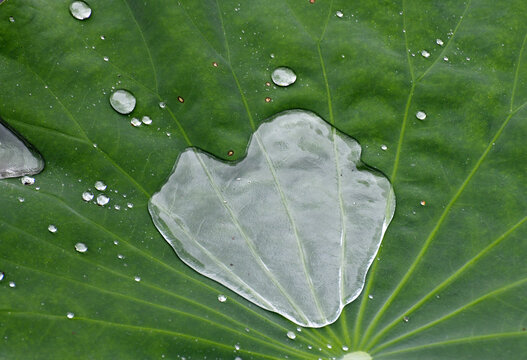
[1,0,526,359]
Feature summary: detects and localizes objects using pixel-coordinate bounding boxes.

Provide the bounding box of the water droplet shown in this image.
[69,1,92,20]
[235,357,242,360]
[113,240,119,245]
[8,16,15,23]
[94,181,107,191]
[271,67,297,87]
[9,281,16,288]
[368,294,373,299]
[336,10,343,18]
[307,345,312,350]
[103,56,109,62]
[177,96,185,103]
[436,38,444,46]
[0,272,4,281]
[217,294,227,302]
[420,200,426,206]
[265,97,272,103]
[443,56,449,62]
[270,53,275,59]
[21,176,35,185]
[17,197,25,203]
[286,331,296,340]
[75,242,88,253]
[342,345,349,351]
[134,276,141,282]
[141,116,152,125]
[159,102,166,109]
[416,111,427,120]
[421,50,430,58]
[234,344,240,350]
[0,121,44,179]
[100,35,105,40]
[48,224,57,233]
[66,312,75,319]
[97,194,109,206]
[82,191,94,202]
[380,144,387,151]
[212,61,218,67]
[130,118,142,127]
[127,202,133,208]
[109,90,136,115]
[117,254,125,259]
[403,316,409,322]
[466,57,471,61]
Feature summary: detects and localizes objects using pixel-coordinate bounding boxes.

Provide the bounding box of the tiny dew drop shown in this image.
[416,111,427,120]
[443,56,449,62]
[9,281,16,288]
[127,202,133,208]
[368,294,373,299]
[141,116,152,125]
[97,194,109,206]
[286,331,296,340]
[134,275,141,282]
[18,197,25,203]
[9,16,15,23]
[130,118,142,127]
[403,316,409,322]
[75,242,88,253]
[336,10,344,18]
[421,50,430,58]
[48,224,57,233]
[0,272,4,281]
[271,67,297,87]
[109,90,136,115]
[66,312,75,319]
[159,102,166,109]
[69,1,92,20]
[234,344,240,351]
[217,294,227,302]
[436,38,444,46]
[82,191,94,202]
[103,56,109,62]
[380,144,387,151]
[342,345,349,351]
[94,181,107,191]
[21,176,35,185]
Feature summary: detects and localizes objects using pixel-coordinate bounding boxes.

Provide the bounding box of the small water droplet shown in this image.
[286,331,296,340]
[66,312,75,319]
[421,50,430,58]
[141,116,152,125]
[420,200,426,206]
[82,191,94,202]
[9,16,15,23]
[159,102,166,109]
[403,316,409,322]
[436,38,444,46]
[381,144,387,151]
[21,176,35,185]
[100,35,105,40]
[327,344,332,349]
[17,197,25,203]
[109,90,136,115]
[94,181,107,191]
[342,345,349,351]
[134,275,141,282]
[234,344,240,350]
[212,61,218,67]
[75,242,88,253]
[9,281,16,288]
[117,254,125,259]
[265,97,272,103]
[271,67,297,87]
[307,345,312,350]
[218,294,227,302]
[443,56,449,62]
[48,224,57,233]
[97,194,109,206]
[127,202,133,208]
[235,357,242,360]
[130,118,142,127]
[270,53,275,59]
[113,240,119,245]
[103,56,109,62]
[336,10,343,18]
[0,272,4,281]
[466,57,471,61]
[368,294,373,299]
[416,111,427,120]
[69,1,92,20]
